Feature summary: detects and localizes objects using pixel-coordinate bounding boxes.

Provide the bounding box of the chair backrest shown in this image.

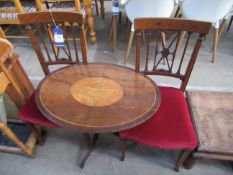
[125,0,174,24]
[182,0,233,23]
[0,0,37,21]
[35,0,82,12]
[18,11,87,75]
[134,18,211,91]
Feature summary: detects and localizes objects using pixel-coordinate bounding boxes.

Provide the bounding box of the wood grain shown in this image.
[36,63,160,133]
[188,91,233,155]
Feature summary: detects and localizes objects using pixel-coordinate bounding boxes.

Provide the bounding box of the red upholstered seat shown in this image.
[120,86,197,149]
[18,92,60,128]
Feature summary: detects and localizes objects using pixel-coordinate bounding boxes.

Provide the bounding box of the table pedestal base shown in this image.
[80,133,99,168]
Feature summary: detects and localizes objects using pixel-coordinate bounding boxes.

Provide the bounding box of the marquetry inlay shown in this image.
[70,77,124,107]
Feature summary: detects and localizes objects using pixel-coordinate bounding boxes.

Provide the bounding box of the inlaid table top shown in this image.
[35,64,161,133]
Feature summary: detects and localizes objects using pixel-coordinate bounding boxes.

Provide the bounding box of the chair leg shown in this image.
[211,19,227,63]
[160,32,166,65]
[227,16,233,31]
[94,0,99,17]
[112,16,118,52]
[0,122,34,157]
[120,139,125,161]
[183,151,198,170]
[99,0,105,19]
[174,6,181,18]
[124,31,135,64]
[119,11,122,24]
[125,17,129,27]
[175,149,192,172]
[26,123,45,145]
[126,19,131,37]
[176,31,186,51]
[218,18,227,37]
[212,27,219,63]
[108,17,113,42]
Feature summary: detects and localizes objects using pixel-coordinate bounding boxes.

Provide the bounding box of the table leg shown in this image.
[83,0,96,44]
[80,133,99,168]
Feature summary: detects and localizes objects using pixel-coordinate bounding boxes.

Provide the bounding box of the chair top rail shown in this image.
[134,18,211,35]
[18,11,84,25]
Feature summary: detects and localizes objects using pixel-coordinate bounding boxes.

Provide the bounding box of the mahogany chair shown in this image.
[12,12,87,141]
[119,18,211,172]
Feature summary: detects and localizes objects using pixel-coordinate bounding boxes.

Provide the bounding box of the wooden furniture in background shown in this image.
[119,18,212,172]
[35,0,97,43]
[0,38,33,108]
[0,38,37,157]
[227,15,233,31]
[35,63,161,168]
[181,0,233,63]
[98,0,104,19]
[183,91,233,169]
[123,0,175,64]
[0,0,37,39]
[0,72,36,157]
[108,1,125,52]
[0,38,45,143]
[18,11,88,75]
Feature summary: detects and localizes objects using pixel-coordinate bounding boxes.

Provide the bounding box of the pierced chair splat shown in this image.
[18,11,88,75]
[119,18,211,172]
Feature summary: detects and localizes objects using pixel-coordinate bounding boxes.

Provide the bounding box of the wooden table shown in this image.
[35,63,161,167]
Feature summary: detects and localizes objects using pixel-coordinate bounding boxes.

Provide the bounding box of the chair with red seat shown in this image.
[15,11,88,143]
[119,18,211,171]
